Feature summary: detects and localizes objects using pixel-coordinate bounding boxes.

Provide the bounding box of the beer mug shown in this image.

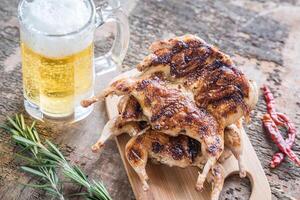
[18,0,129,122]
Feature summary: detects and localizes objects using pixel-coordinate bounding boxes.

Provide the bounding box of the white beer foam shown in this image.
[20,0,94,57]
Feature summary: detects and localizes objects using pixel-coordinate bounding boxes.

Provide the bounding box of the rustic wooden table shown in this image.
[0,0,299,199]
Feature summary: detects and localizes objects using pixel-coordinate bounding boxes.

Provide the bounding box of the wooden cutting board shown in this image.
[105,69,271,200]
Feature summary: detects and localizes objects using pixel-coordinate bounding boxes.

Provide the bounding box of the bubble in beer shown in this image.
[21,0,90,35]
[19,0,94,57]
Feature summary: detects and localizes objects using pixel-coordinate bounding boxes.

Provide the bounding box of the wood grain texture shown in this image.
[0,0,300,199]
[105,69,271,200]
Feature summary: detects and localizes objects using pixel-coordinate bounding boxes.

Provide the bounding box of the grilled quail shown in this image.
[82,35,257,194]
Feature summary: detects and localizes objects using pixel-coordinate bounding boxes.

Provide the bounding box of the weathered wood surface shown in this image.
[0,0,299,200]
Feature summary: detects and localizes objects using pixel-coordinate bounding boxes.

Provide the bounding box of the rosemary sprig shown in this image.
[1,114,111,200]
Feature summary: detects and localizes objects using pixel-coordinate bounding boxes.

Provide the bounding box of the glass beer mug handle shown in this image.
[94,4,130,75]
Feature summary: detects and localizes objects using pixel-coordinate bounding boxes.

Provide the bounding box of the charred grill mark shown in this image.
[186,59,250,115]
[207,136,222,156]
[168,138,185,160]
[204,61,238,85]
[152,50,172,65]
[186,59,249,100]
[135,135,144,144]
[184,112,196,123]
[144,96,151,107]
[171,40,189,53]
[186,63,209,83]
[149,38,217,78]
[137,79,152,91]
[170,144,184,160]
[212,166,222,178]
[208,60,249,98]
[185,39,203,48]
[150,101,185,122]
[198,125,209,135]
[207,144,219,155]
[150,71,165,80]
[187,138,201,162]
[152,141,164,153]
[137,77,167,100]
[122,97,143,119]
[113,80,131,93]
[144,37,251,112]
[153,124,161,130]
[138,121,149,129]
[196,85,243,108]
[184,53,192,63]
[208,92,248,118]
[182,109,216,137]
[127,147,142,163]
[170,45,212,78]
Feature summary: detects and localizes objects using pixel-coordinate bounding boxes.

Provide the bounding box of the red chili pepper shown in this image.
[270,113,297,168]
[270,152,284,168]
[277,113,296,145]
[262,114,300,166]
[261,85,284,126]
[261,85,299,168]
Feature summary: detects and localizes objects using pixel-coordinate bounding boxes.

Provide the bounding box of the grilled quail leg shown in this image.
[92,95,148,152]
[125,135,149,191]
[224,119,246,177]
[92,117,148,152]
[81,78,136,108]
[196,157,216,191]
[91,117,119,152]
[218,148,232,163]
[207,163,225,200]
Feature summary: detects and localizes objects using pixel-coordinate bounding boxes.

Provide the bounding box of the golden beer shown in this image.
[21,42,94,117]
[18,0,129,121]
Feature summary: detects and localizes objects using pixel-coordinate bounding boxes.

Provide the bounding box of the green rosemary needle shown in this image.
[1,114,111,200]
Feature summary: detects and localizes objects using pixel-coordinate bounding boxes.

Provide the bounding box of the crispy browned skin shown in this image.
[85,74,223,189]
[83,35,257,193]
[118,95,144,122]
[93,75,224,157]
[135,76,222,153]
[91,95,245,194]
[125,130,224,199]
[127,130,202,168]
[138,35,257,126]
[91,96,149,152]
[219,118,246,178]
[124,121,244,191]
[92,96,246,177]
